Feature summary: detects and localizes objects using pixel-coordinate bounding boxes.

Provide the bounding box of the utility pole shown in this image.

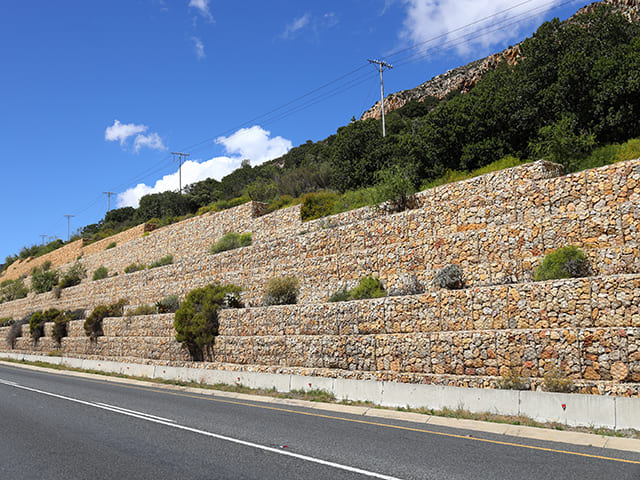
[64,215,75,241]
[40,234,47,245]
[368,59,393,138]
[103,191,115,212]
[171,152,190,193]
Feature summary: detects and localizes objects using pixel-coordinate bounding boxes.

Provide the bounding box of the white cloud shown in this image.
[105,120,166,153]
[116,126,292,208]
[189,0,213,22]
[281,13,311,39]
[105,120,147,145]
[192,36,205,59]
[133,132,167,152]
[216,126,292,165]
[400,0,564,56]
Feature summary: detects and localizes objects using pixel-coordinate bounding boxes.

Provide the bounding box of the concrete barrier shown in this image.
[2,353,638,432]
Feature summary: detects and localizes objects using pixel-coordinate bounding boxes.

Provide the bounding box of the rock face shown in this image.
[360,0,640,121]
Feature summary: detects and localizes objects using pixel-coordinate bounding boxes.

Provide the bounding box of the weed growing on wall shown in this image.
[148,255,174,269]
[433,264,465,290]
[543,366,575,393]
[263,275,299,306]
[0,278,29,303]
[533,246,591,281]
[124,263,146,274]
[210,232,253,254]
[156,295,180,313]
[92,266,108,281]
[84,299,128,341]
[174,283,242,361]
[58,262,87,289]
[30,261,60,294]
[6,315,29,349]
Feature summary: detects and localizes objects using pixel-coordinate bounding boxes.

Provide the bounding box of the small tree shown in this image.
[174,283,242,361]
[84,299,127,341]
[58,262,87,289]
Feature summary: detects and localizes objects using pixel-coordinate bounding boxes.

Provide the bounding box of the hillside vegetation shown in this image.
[3,3,640,272]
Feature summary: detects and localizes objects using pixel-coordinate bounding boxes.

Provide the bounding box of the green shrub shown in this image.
[174,283,242,361]
[126,304,157,316]
[31,261,60,294]
[51,310,70,346]
[92,266,109,281]
[84,299,128,341]
[0,317,13,327]
[29,310,47,343]
[263,275,299,306]
[328,288,350,303]
[124,263,146,274]
[148,255,173,269]
[105,241,117,249]
[533,246,591,281]
[372,165,417,213]
[58,262,86,289]
[347,276,386,300]
[300,191,339,221]
[0,278,29,302]
[210,232,253,254]
[433,264,465,290]
[156,295,180,313]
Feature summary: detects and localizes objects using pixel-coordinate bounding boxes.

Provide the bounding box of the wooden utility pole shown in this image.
[171,152,190,193]
[368,59,393,137]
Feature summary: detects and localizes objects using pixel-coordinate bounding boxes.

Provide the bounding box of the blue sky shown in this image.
[0,0,586,262]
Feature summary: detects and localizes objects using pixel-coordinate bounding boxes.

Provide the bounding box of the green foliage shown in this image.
[529,114,596,168]
[300,191,339,221]
[0,278,29,303]
[263,275,299,306]
[533,246,591,281]
[372,164,417,212]
[433,264,465,290]
[105,241,117,250]
[29,310,47,343]
[58,262,86,289]
[156,295,181,314]
[347,276,386,300]
[92,266,109,281]
[328,288,350,303]
[51,310,70,345]
[148,254,174,269]
[30,262,60,294]
[174,283,242,361]
[210,232,253,254]
[84,299,128,340]
[0,317,13,327]
[124,263,146,274]
[126,304,157,316]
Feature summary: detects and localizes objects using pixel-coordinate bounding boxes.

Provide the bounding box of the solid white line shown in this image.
[0,378,404,480]
[94,402,176,423]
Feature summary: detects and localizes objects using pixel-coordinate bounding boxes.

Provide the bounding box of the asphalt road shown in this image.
[0,363,638,480]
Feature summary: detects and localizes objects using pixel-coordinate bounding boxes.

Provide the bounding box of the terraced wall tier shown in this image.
[2,276,638,396]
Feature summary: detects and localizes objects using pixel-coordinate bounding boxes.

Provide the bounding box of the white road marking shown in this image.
[0,378,404,480]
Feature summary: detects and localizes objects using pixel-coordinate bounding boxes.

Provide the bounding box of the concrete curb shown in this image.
[1,353,639,453]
